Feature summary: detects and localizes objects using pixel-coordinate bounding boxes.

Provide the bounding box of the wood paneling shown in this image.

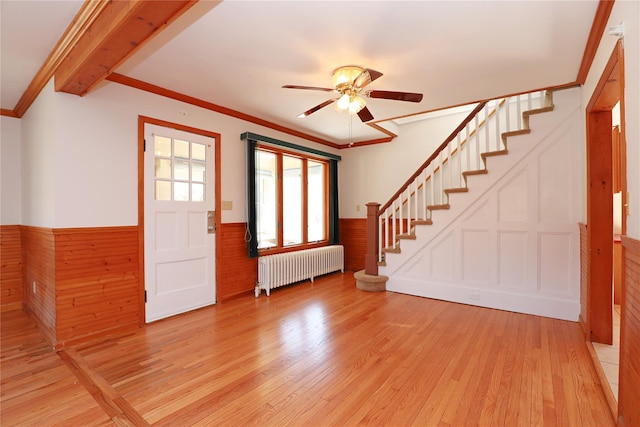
[0,225,22,311]
[54,227,140,348]
[19,226,141,349]
[340,218,367,272]
[619,236,640,427]
[217,222,257,302]
[20,226,56,346]
[0,273,614,426]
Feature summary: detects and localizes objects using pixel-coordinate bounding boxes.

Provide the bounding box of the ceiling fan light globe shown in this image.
[349,96,366,114]
[337,93,350,110]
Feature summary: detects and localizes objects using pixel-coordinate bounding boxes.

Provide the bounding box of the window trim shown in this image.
[256,144,330,254]
[243,132,340,258]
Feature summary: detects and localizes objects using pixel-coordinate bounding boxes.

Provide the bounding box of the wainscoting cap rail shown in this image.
[240,131,342,161]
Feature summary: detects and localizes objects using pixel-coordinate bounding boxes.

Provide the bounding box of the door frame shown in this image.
[137,116,222,325]
[585,39,626,344]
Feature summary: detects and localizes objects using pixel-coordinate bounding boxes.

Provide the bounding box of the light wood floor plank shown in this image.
[2,273,614,426]
[0,311,115,426]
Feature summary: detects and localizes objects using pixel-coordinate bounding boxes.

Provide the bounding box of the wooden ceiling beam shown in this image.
[12,1,108,117]
[54,0,197,96]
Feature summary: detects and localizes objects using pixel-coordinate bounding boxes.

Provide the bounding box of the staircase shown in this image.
[372,87,583,321]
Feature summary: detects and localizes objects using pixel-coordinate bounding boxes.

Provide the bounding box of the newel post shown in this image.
[365,202,380,276]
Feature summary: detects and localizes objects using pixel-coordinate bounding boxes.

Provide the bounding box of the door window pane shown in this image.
[192,162,206,182]
[283,156,302,246]
[308,160,325,242]
[155,159,172,179]
[153,135,212,202]
[155,181,171,201]
[174,160,190,181]
[155,136,172,157]
[257,150,277,248]
[175,139,189,159]
[192,183,205,202]
[174,182,189,201]
[192,143,206,161]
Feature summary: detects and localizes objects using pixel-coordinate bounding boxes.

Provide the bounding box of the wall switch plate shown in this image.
[221,200,233,210]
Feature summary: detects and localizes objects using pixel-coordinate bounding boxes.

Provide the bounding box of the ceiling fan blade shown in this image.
[367,90,423,103]
[353,69,383,90]
[282,85,334,92]
[357,106,374,122]
[298,99,335,118]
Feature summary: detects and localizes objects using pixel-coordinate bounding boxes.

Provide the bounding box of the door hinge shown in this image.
[143,139,146,152]
[144,290,147,303]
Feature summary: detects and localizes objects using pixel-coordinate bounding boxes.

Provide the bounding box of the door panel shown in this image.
[144,124,216,322]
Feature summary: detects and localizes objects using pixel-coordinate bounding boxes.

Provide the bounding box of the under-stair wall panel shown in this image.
[381,88,583,321]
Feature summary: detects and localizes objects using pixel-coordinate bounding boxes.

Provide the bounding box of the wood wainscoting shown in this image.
[21,226,57,345]
[217,222,257,302]
[619,235,640,427]
[54,227,139,348]
[20,226,140,349]
[0,225,22,312]
[340,218,366,272]
[217,219,367,302]
[11,220,368,345]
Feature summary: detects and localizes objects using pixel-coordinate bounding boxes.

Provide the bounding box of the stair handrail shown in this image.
[377,101,488,215]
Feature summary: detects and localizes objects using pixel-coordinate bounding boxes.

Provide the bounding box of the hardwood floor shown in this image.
[1,273,613,426]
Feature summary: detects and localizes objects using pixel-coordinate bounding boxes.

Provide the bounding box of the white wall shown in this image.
[583,0,639,239]
[16,0,638,235]
[339,109,472,218]
[22,79,340,228]
[21,80,57,227]
[0,116,22,224]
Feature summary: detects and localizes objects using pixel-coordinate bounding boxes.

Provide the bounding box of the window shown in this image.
[255,146,328,250]
[153,135,207,202]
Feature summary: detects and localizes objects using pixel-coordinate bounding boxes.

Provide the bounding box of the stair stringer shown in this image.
[379,88,583,321]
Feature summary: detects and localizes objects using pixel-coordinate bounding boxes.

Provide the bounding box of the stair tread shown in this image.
[427,204,450,210]
[444,187,469,194]
[462,169,488,177]
[481,149,509,158]
[502,129,531,138]
[411,219,433,225]
[382,247,401,254]
[397,234,416,240]
[523,105,554,116]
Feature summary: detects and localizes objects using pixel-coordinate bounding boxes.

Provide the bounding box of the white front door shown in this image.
[144,124,216,322]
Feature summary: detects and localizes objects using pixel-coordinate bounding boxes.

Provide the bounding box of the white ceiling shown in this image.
[1,0,599,145]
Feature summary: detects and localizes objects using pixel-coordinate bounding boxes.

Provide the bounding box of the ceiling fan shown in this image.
[282,65,423,123]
